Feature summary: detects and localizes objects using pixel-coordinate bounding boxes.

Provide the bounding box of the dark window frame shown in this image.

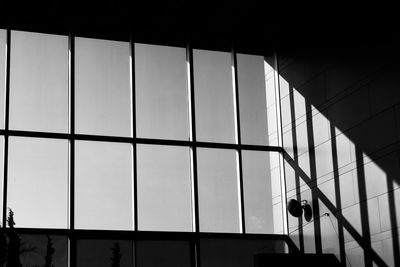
[0,27,295,266]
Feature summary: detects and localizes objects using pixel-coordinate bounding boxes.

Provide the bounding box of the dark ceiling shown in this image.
[1,1,398,50]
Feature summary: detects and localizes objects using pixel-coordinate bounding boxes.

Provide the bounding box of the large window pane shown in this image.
[197,148,240,233]
[136,241,191,267]
[200,238,286,267]
[265,57,279,146]
[237,54,268,145]
[0,137,3,225]
[9,31,69,132]
[137,144,193,231]
[18,235,68,267]
[75,37,132,137]
[193,49,236,143]
[0,30,6,129]
[135,43,190,140]
[7,137,69,228]
[75,141,133,230]
[77,239,134,267]
[242,151,274,233]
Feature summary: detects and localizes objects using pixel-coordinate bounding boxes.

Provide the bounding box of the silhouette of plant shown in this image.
[7,210,15,229]
[0,209,37,267]
[44,236,55,267]
[110,242,121,267]
[0,224,7,266]
[6,209,22,267]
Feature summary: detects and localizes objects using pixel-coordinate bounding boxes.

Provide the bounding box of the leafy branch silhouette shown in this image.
[0,209,55,267]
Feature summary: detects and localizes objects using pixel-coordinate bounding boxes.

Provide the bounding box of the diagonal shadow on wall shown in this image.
[278,39,400,267]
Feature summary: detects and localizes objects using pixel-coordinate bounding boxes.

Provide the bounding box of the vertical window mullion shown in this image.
[68,30,76,267]
[2,29,10,227]
[68,31,75,231]
[187,42,201,267]
[272,50,289,235]
[130,35,138,232]
[187,43,199,233]
[231,45,246,234]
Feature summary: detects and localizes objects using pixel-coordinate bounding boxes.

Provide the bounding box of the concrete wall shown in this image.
[279,40,400,266]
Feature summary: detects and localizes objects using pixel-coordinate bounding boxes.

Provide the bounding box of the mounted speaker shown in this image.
[288,199,313,222]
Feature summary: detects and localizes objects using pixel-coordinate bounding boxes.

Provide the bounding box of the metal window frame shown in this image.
[1,28,11,229]
[0,27,298,266]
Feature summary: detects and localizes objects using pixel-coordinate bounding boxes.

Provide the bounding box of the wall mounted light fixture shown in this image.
[288,199,312,222]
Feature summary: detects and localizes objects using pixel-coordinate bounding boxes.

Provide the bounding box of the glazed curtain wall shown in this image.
[0,29,285,235]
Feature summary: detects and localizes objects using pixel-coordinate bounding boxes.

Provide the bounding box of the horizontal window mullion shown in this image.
[1,129,71,140]
[5,227,291,241]
[0,130,283,152]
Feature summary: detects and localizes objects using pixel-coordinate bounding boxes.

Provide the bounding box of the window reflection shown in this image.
[193,49,236,143]
[75,37,132,137]
[0,30,288,255]
[0,137,3,224]
[77,239,134,267]
[200,238,286,267]
[7,137,69,228]
[237,54,268,145]
[9,31,69,133]
[136,241,191,267]
[242,151,274,233]
[75,141,133,230]
[137,144,193,231]
[135,43,190,140]
[197,148,240,233]
[18,235,68,267]
[0,29,6,129]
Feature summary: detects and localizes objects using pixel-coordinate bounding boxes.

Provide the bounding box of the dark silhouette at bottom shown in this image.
[110,242,121,267]
[6,209,22,267]
[0,209,54,267]
[254,253,342,267]
[44,236,55,267]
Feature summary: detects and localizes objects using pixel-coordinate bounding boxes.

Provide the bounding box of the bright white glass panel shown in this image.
[265,57,279,146]
[237,54,268,145]
[9,31,69,132]
[137,144,192,231]
[0,30,5,129]
[75,141,133,230]
[0,137,3,225]
[197,148,240,233]
[193,49,235,143]
[135,43,190,140]
[242,151,274,233]
[75,37,131,137]
[7,137,69,228]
